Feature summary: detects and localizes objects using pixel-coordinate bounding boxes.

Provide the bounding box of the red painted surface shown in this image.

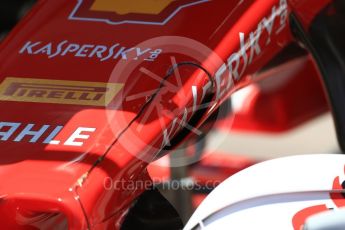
[216,56,329,133]
[148,152,255,185]
[0,0,332,228]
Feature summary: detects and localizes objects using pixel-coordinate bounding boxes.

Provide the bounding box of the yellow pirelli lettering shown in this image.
[0,77,123,106]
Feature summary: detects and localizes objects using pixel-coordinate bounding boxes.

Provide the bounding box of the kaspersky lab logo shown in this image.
[69,0,209,25]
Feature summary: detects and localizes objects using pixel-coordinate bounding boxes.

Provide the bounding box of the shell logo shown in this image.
[90,0,176,15]
[69,0,209,25]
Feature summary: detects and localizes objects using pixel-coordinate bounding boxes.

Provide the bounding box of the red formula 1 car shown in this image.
[0,0,344,229]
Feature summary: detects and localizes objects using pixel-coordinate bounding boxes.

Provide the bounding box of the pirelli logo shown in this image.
[0,77,123,106]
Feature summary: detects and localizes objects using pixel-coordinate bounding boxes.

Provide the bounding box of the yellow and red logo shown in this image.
[69,0,209,25]
[0,77,123,107]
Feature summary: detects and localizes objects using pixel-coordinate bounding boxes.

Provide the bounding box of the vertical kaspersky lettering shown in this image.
[215,0,288,101]
[0,122,96,147]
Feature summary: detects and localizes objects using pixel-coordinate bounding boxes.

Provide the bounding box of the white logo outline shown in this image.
[69,0,210,26]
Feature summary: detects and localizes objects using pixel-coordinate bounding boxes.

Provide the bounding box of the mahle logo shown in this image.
[69,0,209,25]
[0,77,123,106]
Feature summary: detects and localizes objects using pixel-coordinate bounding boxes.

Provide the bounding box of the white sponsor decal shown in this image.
[19,40,163,62]
[0,122,95,147]
[215,0,288,100]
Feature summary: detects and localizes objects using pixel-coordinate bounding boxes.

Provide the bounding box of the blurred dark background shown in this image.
[0,0,36,40]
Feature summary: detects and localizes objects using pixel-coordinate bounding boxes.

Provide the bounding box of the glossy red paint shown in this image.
[0,0,332,229]
[217,56,329,133]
